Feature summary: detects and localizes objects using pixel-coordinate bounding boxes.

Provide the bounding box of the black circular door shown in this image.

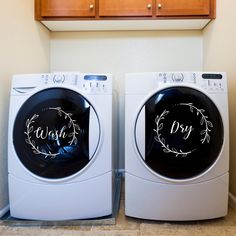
[135,87,224,180]
[13,88,100,179]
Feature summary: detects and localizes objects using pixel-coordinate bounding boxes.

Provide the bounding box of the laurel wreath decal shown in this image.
[153,103,213,157]
[177,103,213,144]
[24,107,80,159]
[153,110,195,157]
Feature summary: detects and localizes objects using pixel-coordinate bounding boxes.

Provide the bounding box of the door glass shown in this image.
[135,87,224,179]
[13,88,100,179]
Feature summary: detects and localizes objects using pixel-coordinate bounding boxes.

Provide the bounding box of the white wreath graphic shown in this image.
[177,103,213,144]
[153,103,213,157]
[24,107,80,159]
[153,110,195,157]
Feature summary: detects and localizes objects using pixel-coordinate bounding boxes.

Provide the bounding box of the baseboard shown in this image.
[0,205,9,218]
[229,192,236,209]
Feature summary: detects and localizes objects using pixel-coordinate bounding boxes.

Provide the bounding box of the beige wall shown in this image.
[51,31,203,169]
[203,0,236,195]
[0,0,50,212]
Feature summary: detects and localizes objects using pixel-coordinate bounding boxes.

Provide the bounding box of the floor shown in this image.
[1,186,236,236]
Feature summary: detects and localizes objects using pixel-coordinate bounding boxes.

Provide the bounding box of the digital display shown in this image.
[202,74,223,79]
[84,75,107,81]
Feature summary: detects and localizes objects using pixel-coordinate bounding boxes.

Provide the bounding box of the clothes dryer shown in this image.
[125,72,229,220]
[8,72,116,220]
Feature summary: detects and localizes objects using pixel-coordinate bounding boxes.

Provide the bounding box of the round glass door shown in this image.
[135,87,224,180]
[13,88,100,179]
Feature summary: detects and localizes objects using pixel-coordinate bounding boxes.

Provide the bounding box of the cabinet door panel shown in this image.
[156,0,210,16]
[99,0,152,16]
[41,0,95,17]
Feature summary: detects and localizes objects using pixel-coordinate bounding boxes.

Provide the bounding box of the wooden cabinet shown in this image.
[156,0,211,16]
[99,0,152,17]
[36,0,215,19]
[40,0,95,17]
[35,0,216,31]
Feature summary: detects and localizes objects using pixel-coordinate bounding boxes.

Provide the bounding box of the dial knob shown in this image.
[172,73,184,82]
[53,74,65,83]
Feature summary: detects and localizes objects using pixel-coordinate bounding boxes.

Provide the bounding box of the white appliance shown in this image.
[125,72,229,221]
[8,72,116,220]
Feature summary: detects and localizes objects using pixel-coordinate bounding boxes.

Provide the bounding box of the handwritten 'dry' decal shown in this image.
[153,103,213,157]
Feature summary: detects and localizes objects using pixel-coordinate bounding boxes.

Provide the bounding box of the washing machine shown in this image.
[125,72,229,221]
[8,72,116,220]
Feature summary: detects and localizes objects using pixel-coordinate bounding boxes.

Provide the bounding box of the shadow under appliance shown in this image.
[125,72,229,220]
[8,72,115,220]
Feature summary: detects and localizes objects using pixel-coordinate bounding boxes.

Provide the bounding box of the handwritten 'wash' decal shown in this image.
[24,107,80,159]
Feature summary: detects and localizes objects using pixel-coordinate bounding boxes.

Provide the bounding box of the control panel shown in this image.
[80,75,109,93]
[157,72,226,93]
[157,72,197,84]
[41,73,112,94]
[12,73,112,95]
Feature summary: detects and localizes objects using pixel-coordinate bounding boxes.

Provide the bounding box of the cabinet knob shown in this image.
[89,4,94,10]
[157,3,162,9]
[147,4,152,10]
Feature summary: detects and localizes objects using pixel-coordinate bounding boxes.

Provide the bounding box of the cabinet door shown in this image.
[156,0,210,16]
[41,0,95,17]
[99,0,152,17]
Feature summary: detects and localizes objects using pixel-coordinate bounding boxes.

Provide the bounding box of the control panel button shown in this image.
[102,84,107,92]
[157,73,169,83]
[205,79,224,92]
[42,74,50,84]
[82,75,109,94]
[192,73,197,83]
